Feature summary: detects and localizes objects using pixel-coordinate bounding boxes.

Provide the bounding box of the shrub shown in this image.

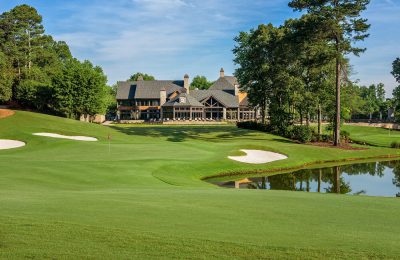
[391,141,400,149]
[237,121,315,143]
[340,130,351,143]
[290,125,314,143]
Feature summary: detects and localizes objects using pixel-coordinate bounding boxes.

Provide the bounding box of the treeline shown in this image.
[233,0,371,145]
[392,58,400,122]
[346,83,388,120]
[0,5,112,119]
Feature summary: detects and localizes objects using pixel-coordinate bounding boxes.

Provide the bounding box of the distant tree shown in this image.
[392,59,400,122]
[190,75,213,90]
[289,0,371,146]
[392,58,400,83]
[105,84,118,116]
[52,59,108,119]
[0,51,13,102]
[129,72,155,81]
[0,4,73,106]
[0,5,46,79]
[376,83,386,119]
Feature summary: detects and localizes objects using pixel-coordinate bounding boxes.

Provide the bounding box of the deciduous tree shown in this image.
[129,72,155,81]
[190,75,213,90]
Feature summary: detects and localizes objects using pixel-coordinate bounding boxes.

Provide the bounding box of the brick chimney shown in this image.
[220,68,225,78]
[160,87,167,106]
[184,74,190,94]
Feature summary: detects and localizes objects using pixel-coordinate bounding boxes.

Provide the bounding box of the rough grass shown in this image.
[1,111,400,259]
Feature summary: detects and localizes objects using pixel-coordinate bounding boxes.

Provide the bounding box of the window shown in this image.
[179,97,186,103]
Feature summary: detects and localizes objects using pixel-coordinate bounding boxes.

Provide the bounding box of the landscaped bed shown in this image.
[0,109,15,119]
[0,110,399,259]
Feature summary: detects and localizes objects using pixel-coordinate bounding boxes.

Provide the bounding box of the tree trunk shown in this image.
[318,104,322,136]
[334,56,341,146]
[28,30,32,73]
[300,108,303,125]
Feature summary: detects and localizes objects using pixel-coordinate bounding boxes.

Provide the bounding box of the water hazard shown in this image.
[209,160,400,197]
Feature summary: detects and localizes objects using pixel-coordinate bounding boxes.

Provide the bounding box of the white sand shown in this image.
[33,133,98,141]
[0,140,26,150]
[228,149,288,164]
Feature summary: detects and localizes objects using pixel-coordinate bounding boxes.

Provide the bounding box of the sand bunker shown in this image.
[33,133,98,141]
[228,149,288,164]
[0,140,25,150]
[0,109,15,119]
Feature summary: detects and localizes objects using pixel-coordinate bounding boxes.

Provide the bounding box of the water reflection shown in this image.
[212,161,400,197]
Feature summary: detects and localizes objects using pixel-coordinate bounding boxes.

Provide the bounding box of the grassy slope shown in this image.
[343,124,400,147]
[1,111,400,259]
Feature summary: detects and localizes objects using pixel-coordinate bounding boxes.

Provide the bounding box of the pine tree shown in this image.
[289,0,370,145]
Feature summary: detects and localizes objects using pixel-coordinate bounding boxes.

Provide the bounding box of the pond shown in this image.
[209,160,400,197]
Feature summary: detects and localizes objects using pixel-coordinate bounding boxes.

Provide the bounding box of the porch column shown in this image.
[160,107,163,120]
[190,107,193,120]
[223,107,227,120]
[116,110,121,120]
[173,107,176,120]
[237,108,240,121]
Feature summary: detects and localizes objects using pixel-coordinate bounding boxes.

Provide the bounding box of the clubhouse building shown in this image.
[116,68,257,121]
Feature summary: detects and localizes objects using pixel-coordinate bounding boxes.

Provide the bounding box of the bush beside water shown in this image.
[237,121,350,144]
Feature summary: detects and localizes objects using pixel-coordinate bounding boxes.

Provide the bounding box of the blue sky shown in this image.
[1,0,399,95]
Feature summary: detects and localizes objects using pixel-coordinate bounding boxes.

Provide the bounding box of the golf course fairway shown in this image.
[1,110,400,259]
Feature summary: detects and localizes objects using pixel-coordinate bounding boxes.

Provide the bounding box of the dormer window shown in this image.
[179,97,186,103]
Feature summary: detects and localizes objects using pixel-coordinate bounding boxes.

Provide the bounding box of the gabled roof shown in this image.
[162,93,204,107]
[190,90,239,108]
[116,80,184,100]
[209,76,238,91]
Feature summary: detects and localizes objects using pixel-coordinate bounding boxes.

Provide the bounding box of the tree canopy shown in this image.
[190,75,213,90]
[129,72,155,81]
[52,59,108,119]
[392,58,400,84]
[0,4,110,120]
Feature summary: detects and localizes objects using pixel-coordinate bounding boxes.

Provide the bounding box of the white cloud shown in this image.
[49,0,399,92]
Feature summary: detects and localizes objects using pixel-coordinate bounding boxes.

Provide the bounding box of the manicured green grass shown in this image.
[343,124,400,147]
[1,111,400,259]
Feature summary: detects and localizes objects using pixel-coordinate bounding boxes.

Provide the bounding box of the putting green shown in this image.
[0,110,400,259]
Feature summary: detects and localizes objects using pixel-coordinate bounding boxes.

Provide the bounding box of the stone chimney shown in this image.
[160,87,167,106]
[234,84,239,96]
[184,74,190,94]
[220,68,225,78]
[138,75,144,81]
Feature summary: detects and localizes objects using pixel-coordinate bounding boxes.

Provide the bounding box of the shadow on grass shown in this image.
[271,138,297,144]
[110,125,256,142]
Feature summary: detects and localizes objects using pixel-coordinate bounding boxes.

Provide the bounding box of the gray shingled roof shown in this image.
[209,76,238,91]
[116,80,184,100]
[190,90,239,108]
[239,96,250,107]
[162,93,204,107]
